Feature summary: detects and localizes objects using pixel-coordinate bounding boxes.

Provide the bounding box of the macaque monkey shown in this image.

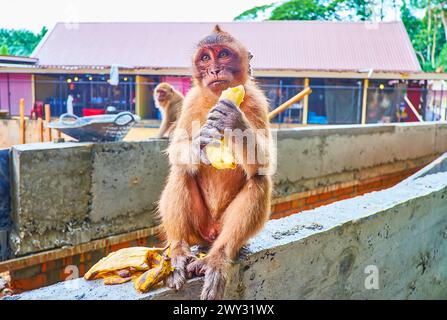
[154,83,184,138]
[158,25,273,300]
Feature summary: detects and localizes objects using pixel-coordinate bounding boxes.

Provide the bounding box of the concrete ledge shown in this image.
[7,123,447,256]
[10,169,447,300]
[404,152,447,180]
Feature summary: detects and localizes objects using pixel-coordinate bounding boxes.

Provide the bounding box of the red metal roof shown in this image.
[32,21,421,73]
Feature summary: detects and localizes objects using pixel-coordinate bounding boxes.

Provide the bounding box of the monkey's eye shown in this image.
[218,50,230,58]
[200,54,210,61]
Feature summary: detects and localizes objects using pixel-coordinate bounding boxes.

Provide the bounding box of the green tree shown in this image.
[235,0,447,71]
[436,43,447,69]
[269,0,344,20]
[0,44,9,55]
[402,0,446,70]
[235,4,275,20]
[235,0,345,21]
[0,26,47,56]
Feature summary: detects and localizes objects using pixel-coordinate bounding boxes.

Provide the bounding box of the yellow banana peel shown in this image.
[134,254,174,293]
[84,246,172,292]
[84,246,204,293]
[205,85,245,170]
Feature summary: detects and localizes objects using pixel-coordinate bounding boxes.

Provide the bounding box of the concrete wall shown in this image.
[0,149,9,229]
[10,140,169,256]
[274,122,447,196]
[9,165,447,300]
[8,122,447,257]
[0,148,10,261]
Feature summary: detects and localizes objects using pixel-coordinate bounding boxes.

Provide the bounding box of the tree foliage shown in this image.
[0,27,47,56]
[235,0,447,71]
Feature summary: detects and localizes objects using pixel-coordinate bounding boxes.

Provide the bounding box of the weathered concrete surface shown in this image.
[0,148,10,261]
[404,152,447,180]
[9,140,169,256]
[8,123,447,256]
[273,122,447,196]
[10,170,447,300]
[89,141,168,237]
[10,143,93,256]
[0,148,10,229]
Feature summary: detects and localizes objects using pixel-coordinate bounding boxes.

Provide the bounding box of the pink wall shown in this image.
[0,74,9,112]
[161,76,191,96]
[0,73,33,116]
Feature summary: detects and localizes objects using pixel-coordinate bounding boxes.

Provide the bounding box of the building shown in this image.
[0,55,37,116]
[1,21,446,123]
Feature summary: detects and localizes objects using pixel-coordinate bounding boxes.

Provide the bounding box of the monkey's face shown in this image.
[155,84,173,103]
[194,45,243,93]
[155,88,169,102]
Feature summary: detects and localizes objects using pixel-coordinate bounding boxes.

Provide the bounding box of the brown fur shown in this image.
[158,25,272,300]
[154,82,184,138]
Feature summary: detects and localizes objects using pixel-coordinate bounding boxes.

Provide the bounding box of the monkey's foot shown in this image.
[165,255,191,291]
[201,266,227,300]
[187,257,227,300]
[186,257,207,277]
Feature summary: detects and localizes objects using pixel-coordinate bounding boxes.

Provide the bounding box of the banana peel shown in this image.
[84,246,174,293]
[205,85,245,170]
[134,254,172,292]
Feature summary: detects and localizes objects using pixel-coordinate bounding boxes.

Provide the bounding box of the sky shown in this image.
[1,0,274,32]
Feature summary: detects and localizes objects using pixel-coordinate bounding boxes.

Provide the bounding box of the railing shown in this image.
[1,78,447,125]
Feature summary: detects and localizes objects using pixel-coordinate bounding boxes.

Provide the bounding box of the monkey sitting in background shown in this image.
[154,83,184,138]
[158,25,273,300]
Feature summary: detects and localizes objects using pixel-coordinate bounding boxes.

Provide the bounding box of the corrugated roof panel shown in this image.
[32,21,421,73]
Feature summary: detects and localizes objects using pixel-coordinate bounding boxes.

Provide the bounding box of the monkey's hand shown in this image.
[206,99,248,132]
[192,123,223,166]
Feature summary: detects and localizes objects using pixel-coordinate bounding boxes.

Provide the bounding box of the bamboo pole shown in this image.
[19,98,25,144]
[361,79,369,125]
[302,78,310,125]
[268,87,312,121]
[44,104,52,141]
[404,95,424,122]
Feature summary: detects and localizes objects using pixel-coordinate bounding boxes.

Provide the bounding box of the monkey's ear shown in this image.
[214,24,223,33]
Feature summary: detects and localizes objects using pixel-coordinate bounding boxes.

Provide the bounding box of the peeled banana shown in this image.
[205,85,245,170]
[220,85,245,106]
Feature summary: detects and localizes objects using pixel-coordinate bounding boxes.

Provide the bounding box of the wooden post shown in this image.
[302,78,310,125]
[44,104,52,141]
[19,98,25,144]
[268,87,312,121]
[361,79,369,125]
[135,75,149,119]
[37,117,44,142]
[31,74,36,107]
